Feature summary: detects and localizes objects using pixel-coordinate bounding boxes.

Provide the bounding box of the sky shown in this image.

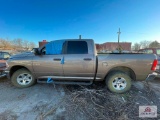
[0,0,160,45]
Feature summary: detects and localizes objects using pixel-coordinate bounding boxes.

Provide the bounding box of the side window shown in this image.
[67,41,88,54]
[45,40,65,55]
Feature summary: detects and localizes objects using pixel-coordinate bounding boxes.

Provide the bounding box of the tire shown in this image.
[11,68,36,88]
[106,71,132,93]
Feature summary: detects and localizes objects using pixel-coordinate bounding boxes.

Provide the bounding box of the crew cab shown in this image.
[5,39,158,93]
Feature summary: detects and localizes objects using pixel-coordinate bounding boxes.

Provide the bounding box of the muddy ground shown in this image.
[0,77,160,120]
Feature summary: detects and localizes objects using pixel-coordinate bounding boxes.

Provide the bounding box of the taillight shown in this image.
[151,59,158,71]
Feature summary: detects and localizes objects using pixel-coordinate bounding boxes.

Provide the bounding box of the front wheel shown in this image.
[11,68,36,88]
[106,71,132,93]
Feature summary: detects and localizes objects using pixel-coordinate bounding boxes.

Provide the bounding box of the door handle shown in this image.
[83,58,92,61]
[53,58,61,61]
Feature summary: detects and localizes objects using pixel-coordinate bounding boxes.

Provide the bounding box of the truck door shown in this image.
[32,40,65,78]
[63,40,95,80]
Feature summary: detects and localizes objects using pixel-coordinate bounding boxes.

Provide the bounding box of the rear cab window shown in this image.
[67,41,88,54]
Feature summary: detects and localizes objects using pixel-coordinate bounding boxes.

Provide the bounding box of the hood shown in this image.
[10,52,33,59]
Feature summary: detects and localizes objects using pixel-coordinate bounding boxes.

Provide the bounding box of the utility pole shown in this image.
[117,28,121,45]
[117,28,121,52]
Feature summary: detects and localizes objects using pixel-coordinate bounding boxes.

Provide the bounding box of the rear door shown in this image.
[63,40,95,80]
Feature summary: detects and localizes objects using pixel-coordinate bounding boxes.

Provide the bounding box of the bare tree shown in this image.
[0,38,37,52]
[140,40,151,49]
[11,38,24,51]
[29,42,36,50]
[0,38,11,49]
[16,38,23,50]
[132,42,141,50]
[23,40,29,50]
[11,39,18,50]
[149,40,160,48]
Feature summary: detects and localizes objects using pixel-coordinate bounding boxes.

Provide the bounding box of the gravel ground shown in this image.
[0,77,160,120]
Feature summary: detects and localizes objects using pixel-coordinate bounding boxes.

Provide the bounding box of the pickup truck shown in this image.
[5,39,158,93]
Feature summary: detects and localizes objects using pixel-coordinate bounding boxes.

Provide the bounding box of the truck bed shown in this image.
[96,53,157,81]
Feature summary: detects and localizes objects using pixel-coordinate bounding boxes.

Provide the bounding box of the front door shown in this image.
[32,55,64,78]
[32,40,65,78]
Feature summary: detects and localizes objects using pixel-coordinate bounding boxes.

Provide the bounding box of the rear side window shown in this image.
[67,41,88,54]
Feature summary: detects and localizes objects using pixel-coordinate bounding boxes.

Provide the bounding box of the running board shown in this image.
[37,79,93,85]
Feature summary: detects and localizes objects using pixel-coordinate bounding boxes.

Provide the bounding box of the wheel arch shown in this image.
[105,66,136,81]
[10,65,31,78]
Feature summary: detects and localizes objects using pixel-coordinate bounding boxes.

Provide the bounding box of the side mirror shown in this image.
[32,48,39,55]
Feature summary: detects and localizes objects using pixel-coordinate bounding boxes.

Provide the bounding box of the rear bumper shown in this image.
[146,72,158,81]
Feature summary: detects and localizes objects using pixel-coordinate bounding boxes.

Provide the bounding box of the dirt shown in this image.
[0,77,160,120]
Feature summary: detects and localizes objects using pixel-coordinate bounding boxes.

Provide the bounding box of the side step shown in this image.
[37,79,93,85]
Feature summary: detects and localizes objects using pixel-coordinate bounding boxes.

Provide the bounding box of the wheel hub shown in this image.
[17,73,32,85]
[112,77,127,90]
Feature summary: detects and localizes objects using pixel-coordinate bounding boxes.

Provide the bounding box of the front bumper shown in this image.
[4,70,10,79]
[0,73,6,78]
[0,67,7,78]
[146,72,158,81]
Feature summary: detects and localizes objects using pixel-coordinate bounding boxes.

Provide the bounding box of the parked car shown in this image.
[0,51,11,78]
[138,48,160,55]
[5,39,158,93]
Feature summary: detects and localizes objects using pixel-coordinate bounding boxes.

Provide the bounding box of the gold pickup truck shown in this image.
[5,39,158,93]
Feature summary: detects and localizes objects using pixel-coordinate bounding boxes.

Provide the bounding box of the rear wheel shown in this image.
[11,69,36,88]
[106,71,132,93]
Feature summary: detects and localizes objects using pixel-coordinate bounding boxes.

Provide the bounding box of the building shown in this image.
[96,42,131,52]
[39,40,48,48]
